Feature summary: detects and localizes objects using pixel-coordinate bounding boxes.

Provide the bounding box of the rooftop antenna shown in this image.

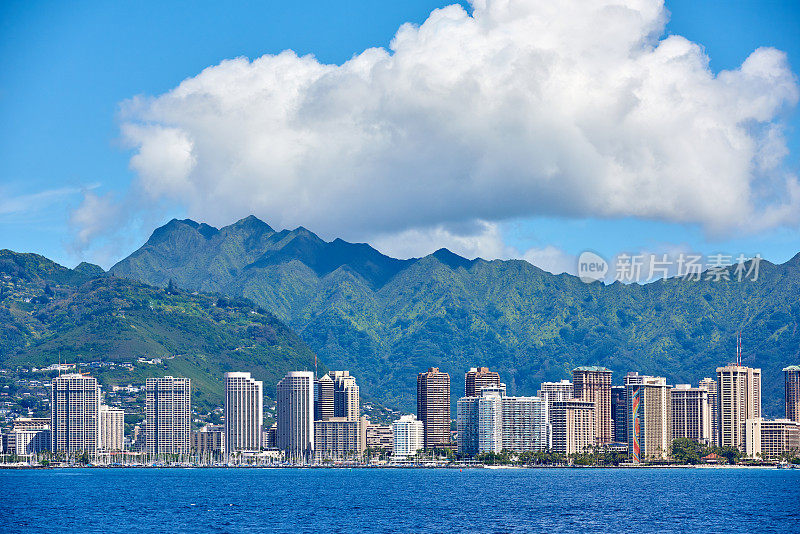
[314,354,318,380]
[736,332,742,366]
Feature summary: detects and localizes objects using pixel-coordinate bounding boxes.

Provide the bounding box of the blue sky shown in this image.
[1,0,799,272]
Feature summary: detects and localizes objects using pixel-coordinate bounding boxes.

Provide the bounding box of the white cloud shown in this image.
[104,0,798,259]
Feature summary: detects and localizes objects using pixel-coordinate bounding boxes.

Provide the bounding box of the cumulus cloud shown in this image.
[105,0,799,264]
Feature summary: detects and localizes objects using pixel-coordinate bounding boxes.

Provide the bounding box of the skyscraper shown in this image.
[331,370,360,422]
[145,376,191,457]
[225,372,263,457]
[573,366,612,444]
[716,365,761,450]
[784,365,800,423]
[458,386,549,455]
[699,377,718,444]
[611,385,627,443]
[276,371,315,462]
[314,373,334,421]
[671,384,711,445]
[465,367,501,397]
[51,374,100,458]
[538,379,573,417]
[98,405,125,452]
[478,388,503,454]
[551,399,595,455]
[627,375,671,463]
[417,367,451,449]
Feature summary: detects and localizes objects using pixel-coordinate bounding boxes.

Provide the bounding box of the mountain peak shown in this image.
[145,218,219,245]
[227,215,274,233]
[431,248,474,270]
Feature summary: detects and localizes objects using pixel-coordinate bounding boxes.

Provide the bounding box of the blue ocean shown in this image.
[3,467,798,533]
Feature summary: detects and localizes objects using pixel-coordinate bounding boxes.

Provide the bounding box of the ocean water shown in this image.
[2,467,798,533]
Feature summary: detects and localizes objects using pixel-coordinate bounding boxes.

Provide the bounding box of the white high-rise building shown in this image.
[671,384,711,445]
[225,372,263,458]
[145,376,191,457]
[457,386,550,455]
[478,388,503,454]
[717,365,761,450]
[51,374,100,458]
[392,414,424,458]
[538,380,573,420]
[501,396,550,452]
[276,371,315,462]
[699,377,718,444]
[98,405,125,451]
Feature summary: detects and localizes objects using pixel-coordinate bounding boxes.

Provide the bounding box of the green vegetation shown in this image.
[110,216,800,414]
[670,438,742,465]
[0,249,319,410]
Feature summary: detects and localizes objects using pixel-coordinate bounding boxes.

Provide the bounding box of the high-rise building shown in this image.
[538,380,573,418]
[457,396,479,456]
[51,374,100,457]
[671,384,711,445]
[392,414,424,458]
[699,377,718,444]
[465,367,501,397]
[98,405,125,452]
[331,371,360,422]
[745,418,800,462]
[572,366,612,444]
[145,376,191,457]
[314,374,334,421]
[478,388,503,454]
[626,375,671,463]
[458,386,550,456]
[551,400,595,455]
[716,365,761,450]
[784,365,800,423]
[501,395,549,453]
[611,386,627,443]
[224,372,263,457]
[313,418,362,460]
[276,371,315,462]
[417,368,451,449]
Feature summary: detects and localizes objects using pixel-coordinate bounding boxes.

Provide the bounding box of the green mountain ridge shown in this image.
[0,249,319,410]
[109,216,800,416]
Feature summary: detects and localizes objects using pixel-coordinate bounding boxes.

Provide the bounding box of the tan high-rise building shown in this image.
[465,367,501,397]
[98,405,125,452]
[716,365,761,450]
[627,375,671,463]
[671,385,711,445]
[699,377,718,444]
[784,365,800,423]
[145,376,192,457]
[417,367,451,449]
[51,374,100,457]
[573,366,612,444]
[551,400,595,455]
[746,418,800,461]
[225,372,263,456]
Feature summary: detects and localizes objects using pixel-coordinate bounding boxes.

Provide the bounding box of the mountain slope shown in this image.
[0,249,318,409]
[110,217,800,416]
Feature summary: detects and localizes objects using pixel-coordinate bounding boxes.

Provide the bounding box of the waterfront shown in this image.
[3,468,798,533]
